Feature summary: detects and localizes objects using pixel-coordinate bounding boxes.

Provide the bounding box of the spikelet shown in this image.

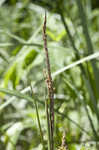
[57,131,69,150]
[57,146,66,150]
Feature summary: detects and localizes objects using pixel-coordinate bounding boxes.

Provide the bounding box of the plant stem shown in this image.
[30,85,45,150]
[45,99,51,150]
[43,11,54,150]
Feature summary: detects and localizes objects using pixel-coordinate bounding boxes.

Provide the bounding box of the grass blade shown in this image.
[52,52,99,77]
[0,88,33,104]
[30,85,45,150]
[76,0,99,92]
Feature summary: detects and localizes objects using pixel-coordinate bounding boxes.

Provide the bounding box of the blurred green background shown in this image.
[0,0,99,150]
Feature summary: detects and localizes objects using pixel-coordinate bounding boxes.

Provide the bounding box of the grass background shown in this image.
[0,0,99,150]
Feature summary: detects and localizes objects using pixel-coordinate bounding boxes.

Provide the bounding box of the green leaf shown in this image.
[52,52,99,77]
[0,88,33,104]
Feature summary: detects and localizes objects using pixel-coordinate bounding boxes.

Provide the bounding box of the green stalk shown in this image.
[30,85,45,150]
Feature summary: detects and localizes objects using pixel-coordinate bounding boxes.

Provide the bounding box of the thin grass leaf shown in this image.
[52,52,99,123]
[30,84,45,150]
[76,0,99,93]
[0,88,90,136]
[58,5,99,125]
[0,88,33,103]
[63,77,98,139]
[0,86,31,111]
[0,43,14,47]
[52,52,99,77]
[56,110,90,136]
[0,51,9,63]
[0,29,43,47]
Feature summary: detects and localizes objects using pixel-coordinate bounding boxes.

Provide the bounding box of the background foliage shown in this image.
[0,0,99,150]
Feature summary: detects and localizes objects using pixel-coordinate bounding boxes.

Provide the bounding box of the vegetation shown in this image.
[0,0,99,150]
